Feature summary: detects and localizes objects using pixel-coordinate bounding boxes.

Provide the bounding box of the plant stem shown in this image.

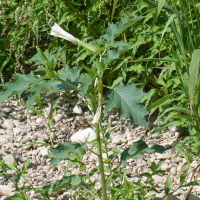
[94,124,107,200]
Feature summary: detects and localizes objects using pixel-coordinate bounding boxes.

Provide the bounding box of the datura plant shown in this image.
[0,18,171,200]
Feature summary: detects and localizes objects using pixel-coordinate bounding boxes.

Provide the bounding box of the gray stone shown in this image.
[4,119,14,130]
[75,116,87,125]
[2,107,12,113]
[188,194,200,200]
[153,195,179,200]
[112,138,122,145]
[3,154,15,165]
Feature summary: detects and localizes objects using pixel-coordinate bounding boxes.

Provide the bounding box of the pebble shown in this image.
[112,138,122,145]
[170,167,177,175]
[2,107,12,113]
[0,96,197,199]
[36,117,43,124]
[0,185,15,197]
[73,104,82,114]
[3,154,15,165]
[71,128,96,143]
[75,116,87,125]
[4,119,14,130]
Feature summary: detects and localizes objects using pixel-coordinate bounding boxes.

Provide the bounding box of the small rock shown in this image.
[170,167,177,175]
[153,195,180,200]
[2,107,12,113]
[0,129,6,134]
[113,138,122,145]
[21,138,30,144]
[188,194,200,200]
[25,109,35,119]
[152,175,166,183]
[4,119,15,130]
[73,105,82,114]
[160,163,170,171]
[146,139,158,145]
[71,128,96,144]
[0,185,15,197]
[40,148,49,157]
[13,128,22,134]
[169,126,185,135]
[3,154,15,165]
[156,152,172,160]
[54,114,63,122]
[75,116,87,125]
[190,160,198,168]
[44,107,52,119]
[51,132,56,140]
[36,117,43,124]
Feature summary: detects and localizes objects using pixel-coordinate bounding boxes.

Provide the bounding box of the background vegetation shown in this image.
[0,0,200,199]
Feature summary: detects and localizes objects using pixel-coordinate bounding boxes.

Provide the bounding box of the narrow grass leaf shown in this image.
[189,49,200,109]
[160,14,176,52]
[152,0,166,27]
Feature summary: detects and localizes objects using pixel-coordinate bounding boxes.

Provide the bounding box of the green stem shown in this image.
[94,124,107,200]
[56,77,78,91]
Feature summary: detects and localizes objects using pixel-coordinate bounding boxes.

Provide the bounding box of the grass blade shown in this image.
[151,0,166,27]
[189,49,200,109]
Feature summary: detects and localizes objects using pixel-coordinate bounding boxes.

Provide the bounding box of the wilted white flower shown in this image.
[49,23,97,53]
[50,23,77,42]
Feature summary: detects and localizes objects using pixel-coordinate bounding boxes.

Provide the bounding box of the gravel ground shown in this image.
[0,93,199,200]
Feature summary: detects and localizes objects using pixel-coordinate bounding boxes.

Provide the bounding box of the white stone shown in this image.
[3,154,15,165]
[170,167,177,175]
[71,128,96,144]
[160,163,170,171]
[0,185,15,197]
[156,152,172,160]
[44,107,52,119]
[73,105,82,114]
[40,148,49,157]
[152,175,166,184]
[146,139,158,145]
[36,117,43,124]
[191,160,199,168]
[0,129,6,134]
[13,127,22,134]
[4,119,14,130]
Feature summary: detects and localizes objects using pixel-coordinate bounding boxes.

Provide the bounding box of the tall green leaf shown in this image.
[151,0,166,27]
[189,49,200,107]
[165,175,172,196]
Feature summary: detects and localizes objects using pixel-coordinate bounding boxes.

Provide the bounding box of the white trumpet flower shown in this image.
[50,23,77,43]
[50,23,97,53]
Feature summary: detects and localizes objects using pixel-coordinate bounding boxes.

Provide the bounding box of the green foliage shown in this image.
[105,83,149,128]
[49,142,86,169]
[1,0,200,199]
[121,138,170,165]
